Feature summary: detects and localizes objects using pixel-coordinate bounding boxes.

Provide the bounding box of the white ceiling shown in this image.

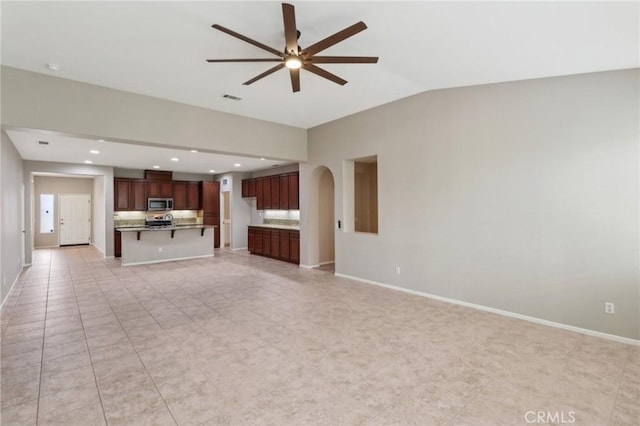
[2,1,638,172]
[6,129,287,175]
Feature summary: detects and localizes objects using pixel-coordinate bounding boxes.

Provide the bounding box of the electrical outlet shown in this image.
[604,302,615,315]
[395,266,401,274]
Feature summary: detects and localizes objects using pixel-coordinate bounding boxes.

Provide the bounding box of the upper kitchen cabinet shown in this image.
[279,174,289,210]
[114,178,146,211]
[270,176,280,210]
[145,169,173,199]
[241,171,299,210]
[144,170,172,181]
[173,181,201,210]
[146,180,173,198]
[288,172,299,210]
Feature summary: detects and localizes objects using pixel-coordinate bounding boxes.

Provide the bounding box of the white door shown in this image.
[59,194,91,246]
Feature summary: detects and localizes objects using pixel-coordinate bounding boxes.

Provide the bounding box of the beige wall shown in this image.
[305,69,640,340]
[1,66,307,161]
[1,131,25,305]
[34,176,94,248]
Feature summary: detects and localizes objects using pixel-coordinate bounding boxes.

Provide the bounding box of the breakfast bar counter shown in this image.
[116,225,216,266]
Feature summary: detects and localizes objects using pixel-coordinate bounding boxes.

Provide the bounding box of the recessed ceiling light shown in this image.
[47,63,60,71]
[234,163,241,167]
[84,160,93,164]
[260,158,266,160]
[98,139,105,142]
[90,150,100,154]
[153,165,160,169]
[209,169,216,173]
[191,150,198,153]
[171,158,179,162]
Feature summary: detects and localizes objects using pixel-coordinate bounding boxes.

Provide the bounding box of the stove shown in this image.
[145,213,173,228]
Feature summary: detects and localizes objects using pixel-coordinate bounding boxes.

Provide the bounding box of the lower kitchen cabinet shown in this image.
[114,231,122,258]
[248,227,299,264]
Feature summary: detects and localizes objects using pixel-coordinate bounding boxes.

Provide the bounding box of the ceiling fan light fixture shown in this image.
[285,56,302,69]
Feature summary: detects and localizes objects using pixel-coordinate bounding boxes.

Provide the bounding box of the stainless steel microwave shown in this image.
[148,198,173,211]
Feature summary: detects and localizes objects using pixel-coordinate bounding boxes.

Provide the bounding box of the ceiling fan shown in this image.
[206,3,378,93]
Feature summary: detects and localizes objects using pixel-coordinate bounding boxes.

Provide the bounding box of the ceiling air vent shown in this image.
[222,94,242,101]
[38,141,49,146]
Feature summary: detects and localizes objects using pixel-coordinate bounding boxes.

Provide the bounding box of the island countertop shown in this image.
[116,224,217,232]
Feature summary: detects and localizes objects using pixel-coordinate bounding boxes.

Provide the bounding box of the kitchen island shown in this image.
[117,225,215,266]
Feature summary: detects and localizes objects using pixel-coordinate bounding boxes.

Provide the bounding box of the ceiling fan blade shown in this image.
[289,68,300,92]
[206,58,283,63]
[303,64,347,86]
[212,24,283,58]
[282,3,298,54]
[309,56,378,64]
[243,63,285,85]
[301,22,367,57]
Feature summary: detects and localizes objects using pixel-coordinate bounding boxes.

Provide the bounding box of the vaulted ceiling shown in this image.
[2,1,638,172]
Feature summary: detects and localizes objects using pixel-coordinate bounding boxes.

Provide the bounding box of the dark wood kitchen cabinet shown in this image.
[114,178,146,211]
[288,230,300,264]
[248,227,255,252]
[248,226,299,264]
[202,181,220,248]
[242,179,249,198]
[262,229,271,256]
[241,171,299,210]
[270,229,280,259]
[279,174,289,210]
[288,172,299,210]
[270,176,280,210]
[114,231,122,258]
[279,230,290,261]
[172,181,187,209]
[256,178,264,210]
[262,177,272,209]
[254,228,263,255]
[115,179,130,211]
[173,181,201,210]
[146,180,172,198]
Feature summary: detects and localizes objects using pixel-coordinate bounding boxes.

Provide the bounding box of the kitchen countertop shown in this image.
[248,224,300,231]
[116,224,216,232]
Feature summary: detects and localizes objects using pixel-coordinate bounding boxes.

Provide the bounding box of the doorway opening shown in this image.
[318,167,335,269]
[222,191,231,248]
[307,165,335,272]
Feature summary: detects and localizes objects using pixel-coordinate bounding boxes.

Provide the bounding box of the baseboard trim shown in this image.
[231,247,248,251]
[319,260,335,266]
[335,273,640,346]
[300,264,319,269]
[0,270,23,311]
[121,254,214,267]
[91,243,106,257]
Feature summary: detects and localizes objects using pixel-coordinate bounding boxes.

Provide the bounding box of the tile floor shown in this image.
[0,246,638,426]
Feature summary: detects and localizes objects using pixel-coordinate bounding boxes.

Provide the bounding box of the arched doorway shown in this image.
[306,165,335,271]
[317,167,335,270]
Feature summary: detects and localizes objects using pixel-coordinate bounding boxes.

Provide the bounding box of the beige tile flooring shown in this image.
[1,246,638,426]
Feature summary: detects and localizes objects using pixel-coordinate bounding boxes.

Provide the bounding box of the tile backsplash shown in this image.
[114,210,201,227]
[264,218,299,227]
